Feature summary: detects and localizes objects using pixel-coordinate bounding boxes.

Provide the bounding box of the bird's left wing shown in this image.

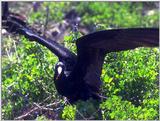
[74,28,159,93]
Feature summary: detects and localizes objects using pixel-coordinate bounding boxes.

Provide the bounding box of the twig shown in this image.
[39,96,52,105]
[43,5,49,35]
[46,100,62,107]
[34,102,54,111]
[5,47,12,61]
[15,102,56,120]
[13,39,20,63]
[14,94,62,120]
[15,107,38,120]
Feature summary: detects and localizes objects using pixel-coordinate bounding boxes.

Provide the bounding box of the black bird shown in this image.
[2,2,159,103]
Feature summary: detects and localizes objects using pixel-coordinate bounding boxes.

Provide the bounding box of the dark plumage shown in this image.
[2,2,159,103]
[54,28,159,103]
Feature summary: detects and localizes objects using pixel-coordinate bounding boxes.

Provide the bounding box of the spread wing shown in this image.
[75,28,159,92]
[2,2,76,64]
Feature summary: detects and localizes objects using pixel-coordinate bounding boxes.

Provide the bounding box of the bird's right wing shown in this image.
[2,2,77,63]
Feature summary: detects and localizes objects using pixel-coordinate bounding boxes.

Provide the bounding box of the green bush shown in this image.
[2,36,58,119]
[100,95,158,120]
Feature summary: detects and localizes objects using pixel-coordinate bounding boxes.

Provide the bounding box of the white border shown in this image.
[0,1,159,121]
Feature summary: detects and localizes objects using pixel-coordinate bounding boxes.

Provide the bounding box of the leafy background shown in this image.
[2,1,159,120]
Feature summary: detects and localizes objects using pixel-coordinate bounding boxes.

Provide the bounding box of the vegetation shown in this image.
[2,1,159,120]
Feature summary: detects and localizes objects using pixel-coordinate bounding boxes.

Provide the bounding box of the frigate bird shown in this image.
[2,2,159,103]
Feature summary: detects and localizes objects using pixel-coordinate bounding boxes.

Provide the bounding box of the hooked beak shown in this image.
[56,74,60,80]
